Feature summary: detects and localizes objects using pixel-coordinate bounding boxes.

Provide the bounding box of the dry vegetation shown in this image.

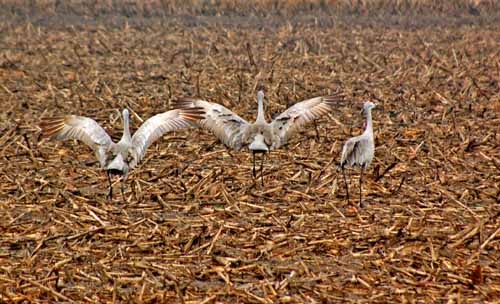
[1,1,500,303]
[2,0,500,17]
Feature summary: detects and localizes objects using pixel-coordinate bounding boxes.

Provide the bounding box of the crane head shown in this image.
[122,109,130,119]
[361,101,376,114]
[257,90,265,102]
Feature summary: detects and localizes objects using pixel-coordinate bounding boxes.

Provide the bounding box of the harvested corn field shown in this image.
[1,1,500,303]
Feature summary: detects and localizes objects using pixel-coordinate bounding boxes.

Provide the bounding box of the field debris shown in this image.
[1,2,500,302]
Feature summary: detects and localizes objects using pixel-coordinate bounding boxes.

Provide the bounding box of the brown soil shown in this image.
[1,2,500,303]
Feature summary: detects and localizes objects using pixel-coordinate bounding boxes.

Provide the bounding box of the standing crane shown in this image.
[340,101,376,207]
[172,90,345,185]
[40,107,205,200]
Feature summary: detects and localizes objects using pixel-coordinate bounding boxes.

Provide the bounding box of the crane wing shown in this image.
[130,108,205,168]
[340,136,372,168]
[40,115,113,167]
[172,98,249,150]
[270,92,345,148]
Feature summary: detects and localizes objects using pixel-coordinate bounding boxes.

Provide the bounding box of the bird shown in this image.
[40,107,205,200]
[340,101,376,207]
[172,90,345,185]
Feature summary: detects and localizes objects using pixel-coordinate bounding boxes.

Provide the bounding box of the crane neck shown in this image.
[364,108,373,136]
[256,93,267,124]
[122,112,132,141]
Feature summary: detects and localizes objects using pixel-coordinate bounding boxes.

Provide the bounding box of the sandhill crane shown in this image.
[172,90,345,185]
[340,101,376,207]
[40,107,204,200]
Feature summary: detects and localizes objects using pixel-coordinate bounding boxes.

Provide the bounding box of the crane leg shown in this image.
[121,173,128,203]
[313,120,320,140]
[120,179,126,203]
[342,166,350,204]
[252,152,256,178]
[260,153,265,186]
[107,172,113,200]
[359,166,364,208]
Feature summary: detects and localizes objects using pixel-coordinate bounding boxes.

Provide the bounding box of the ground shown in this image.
[1,1,500,303]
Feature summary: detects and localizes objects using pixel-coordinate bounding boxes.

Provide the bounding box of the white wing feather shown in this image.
[271,93,344,148]
[172,98,249,150]
[40,115,113,167]
[130,109,201,168]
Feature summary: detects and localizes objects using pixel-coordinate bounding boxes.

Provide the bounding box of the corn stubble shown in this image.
[1,1,500,303]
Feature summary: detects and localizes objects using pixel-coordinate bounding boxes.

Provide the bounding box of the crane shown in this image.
[40,107,204,200]
[172,90,345,185]
[340,101,376,207]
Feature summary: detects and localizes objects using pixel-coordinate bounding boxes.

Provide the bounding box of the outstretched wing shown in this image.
[172,98,249,150]
[40,115,113,167]
[271,92,345,148]
[130,108,205,168]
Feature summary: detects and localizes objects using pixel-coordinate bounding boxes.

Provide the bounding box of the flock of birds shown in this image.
[41,91,376,206]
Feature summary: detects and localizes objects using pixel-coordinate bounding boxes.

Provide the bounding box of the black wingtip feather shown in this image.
[180,107,206,120]
[39,117,66,138]
[171,98,198,109]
